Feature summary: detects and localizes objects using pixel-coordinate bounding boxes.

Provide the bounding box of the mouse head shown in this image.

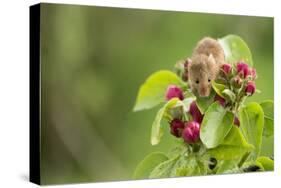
[188,54,219,97]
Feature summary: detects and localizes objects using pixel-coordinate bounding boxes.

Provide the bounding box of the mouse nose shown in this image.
[200,87,208,97]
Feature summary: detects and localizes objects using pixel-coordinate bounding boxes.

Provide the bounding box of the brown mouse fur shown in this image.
[188,37,225,97]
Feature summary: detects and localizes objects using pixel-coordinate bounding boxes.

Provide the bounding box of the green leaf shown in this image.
[239,102,264,158]
[260,135,274,157]
[222,89,236,102]
[218,35,253,66]
[151,98,186,145]
[182,97,196,108]
[133,70,185,111]
[260,100,274,137]
[211,81,226,98]
[216,160,241,174]
[149,155,180,178]
[167,140,187,158]
[149,152,207,178]
[256,156,274,171]
[133,152,169,179]
[208,146,250,161]
[242,161,264,172]
[207,126,254,160]
[170,154,207,177]
[200,102,234,148]
[170,155,194,177]
[168,97,195,120]
[197,160,208,175]
[196,89,216,113]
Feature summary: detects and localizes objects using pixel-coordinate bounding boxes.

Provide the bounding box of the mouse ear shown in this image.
[185,58,192,67]
[186,58,192,64]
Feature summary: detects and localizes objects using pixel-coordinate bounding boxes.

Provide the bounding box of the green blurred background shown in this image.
[40,3,273,184]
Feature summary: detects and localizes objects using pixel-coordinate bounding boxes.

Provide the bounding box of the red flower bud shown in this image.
[245,81,256,96]
[214,94,226,107]
[234,116,240,127]
[237,62,250,78]
[170,119,185,137]
[182,121,200,143]
[189,101,203,124]
[165,85,184,101]
[221,63,232,75]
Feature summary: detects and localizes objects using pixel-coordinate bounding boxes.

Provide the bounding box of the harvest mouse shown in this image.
[188,37,225,97]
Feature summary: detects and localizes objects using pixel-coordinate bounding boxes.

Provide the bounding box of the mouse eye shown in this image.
[208,79,211,82]
[196,80,199,84]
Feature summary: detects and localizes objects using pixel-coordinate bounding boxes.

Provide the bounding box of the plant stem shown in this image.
[238,152,251,167]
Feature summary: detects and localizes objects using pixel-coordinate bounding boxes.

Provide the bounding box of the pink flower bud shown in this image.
[231,76,242,88]
[170,119,185,137]
[234,116,240,127]
[189,101,203,124]
[237,62,250,78]
[245,81,256,96]
[250,68,257,79]
[182,121,200,143]
[214,94,226,107]
[237,62,248,72]
[165,85,184,101]
[221,63,232,75]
